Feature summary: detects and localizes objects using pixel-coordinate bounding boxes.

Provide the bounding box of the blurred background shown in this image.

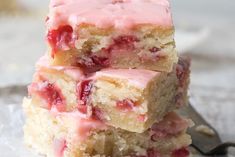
[0,0,234,156]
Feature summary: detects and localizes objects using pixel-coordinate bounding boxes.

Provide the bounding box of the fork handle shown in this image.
[208,142,235,155]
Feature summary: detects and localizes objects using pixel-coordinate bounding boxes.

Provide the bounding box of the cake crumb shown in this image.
[195,125,215,136]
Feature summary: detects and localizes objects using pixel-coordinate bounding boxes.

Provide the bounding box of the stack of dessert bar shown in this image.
[23,0,193,157]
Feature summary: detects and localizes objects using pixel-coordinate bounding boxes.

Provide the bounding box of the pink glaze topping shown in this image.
[95,68,160,89]
[53,139,67,157]
[76,118,107,141]
[47,0,173,30]
[50,109,107,141]
[36,55,85,80]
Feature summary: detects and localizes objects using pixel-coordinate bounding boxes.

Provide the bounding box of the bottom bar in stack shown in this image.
[23,98,193,157]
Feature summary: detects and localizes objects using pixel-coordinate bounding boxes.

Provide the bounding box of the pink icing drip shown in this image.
[95,68,160,89]
[48,0,173,29]
[53,139,67,157]
[77,118,107,141]
[36,55,85,81]
[50,110,107,141]
[36,56,160,89]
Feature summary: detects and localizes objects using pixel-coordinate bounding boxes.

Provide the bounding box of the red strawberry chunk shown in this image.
[77,105,88,114]
[171,147,190,157]
[28,81,65,112]
[116,99,136,112]
[76,56,110,73]
[176,57,190,87]
[147,148,161,157]
[77,80,93,106]
[92,107,105,121]
[149,47,160,53]
[91,56,110,67]
[131,148,161,157]
[137,114,146,122]
[114,35,139,46]
[47,25,75,57]
[106,35,139,53]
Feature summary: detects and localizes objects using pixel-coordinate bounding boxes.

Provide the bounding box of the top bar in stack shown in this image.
[46,0,178,73]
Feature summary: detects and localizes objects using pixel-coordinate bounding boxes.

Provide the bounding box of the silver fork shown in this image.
[180,103,235,156]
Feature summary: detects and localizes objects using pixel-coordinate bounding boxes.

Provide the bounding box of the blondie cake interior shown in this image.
[23,98,192,157]
[46,0,178,73]
[28,57,190,133]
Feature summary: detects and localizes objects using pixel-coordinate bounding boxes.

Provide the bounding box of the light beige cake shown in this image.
[23,98,192,157]
[28,57,190,133]
[46,0,178,73]
[23,0,192,157]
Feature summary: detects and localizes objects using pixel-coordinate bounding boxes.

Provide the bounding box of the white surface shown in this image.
[175,28,209,53]
[0,104,38,157]
[0,17,45,87]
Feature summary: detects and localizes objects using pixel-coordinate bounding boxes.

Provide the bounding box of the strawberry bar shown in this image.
[46,0,178,73]
[28,56,190,133]
[23,98,192,157]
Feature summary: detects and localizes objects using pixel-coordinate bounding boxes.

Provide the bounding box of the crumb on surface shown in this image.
[195,125,215,136]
